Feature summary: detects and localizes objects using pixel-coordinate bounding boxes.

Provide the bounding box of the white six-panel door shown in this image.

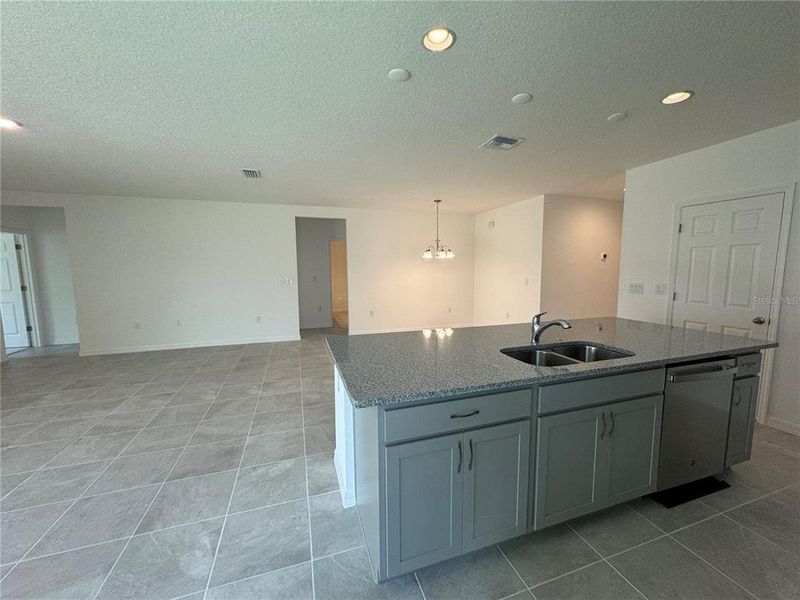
[0,232,30,349]
[672,193,784,338]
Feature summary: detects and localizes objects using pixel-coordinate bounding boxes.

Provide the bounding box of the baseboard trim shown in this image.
[764,415,800,436]
[79,334,301,357]
[47,338,80,346]
[334,448,356,508]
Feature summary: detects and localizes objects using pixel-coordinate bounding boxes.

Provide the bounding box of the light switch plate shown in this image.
[628,282,644,295]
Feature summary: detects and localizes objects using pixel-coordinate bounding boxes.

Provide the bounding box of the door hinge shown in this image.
[14,243,22,250]
[20,285,28,292]
[678,224,683,234]
[26,325,33,332]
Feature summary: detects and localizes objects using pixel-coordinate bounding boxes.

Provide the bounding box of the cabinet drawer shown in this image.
[538,369,665,415]
[736,353,762,378]
[384,389,531,444]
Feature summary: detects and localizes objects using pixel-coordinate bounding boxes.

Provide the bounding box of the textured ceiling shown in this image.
[1,2,798,213]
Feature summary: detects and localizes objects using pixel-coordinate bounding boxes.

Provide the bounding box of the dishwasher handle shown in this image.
[668,365,738,383]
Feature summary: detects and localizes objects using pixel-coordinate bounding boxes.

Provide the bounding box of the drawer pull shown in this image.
[450,410,480,419]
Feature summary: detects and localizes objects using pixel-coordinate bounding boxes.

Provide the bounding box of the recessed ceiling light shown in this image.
[422,27,455,53]
[0,117,23,130]
[607,112,627,122]
[661,90,694,105]
[511,93,533,104]
[387,68,411,82]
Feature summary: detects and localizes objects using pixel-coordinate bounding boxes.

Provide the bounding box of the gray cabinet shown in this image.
[534,405,602,528]
[463,421,529,552]
[385,433,463,576]
[726,376,759,467]
[603,396,663,504]
[385,421,529,577]
[534,395,662,529]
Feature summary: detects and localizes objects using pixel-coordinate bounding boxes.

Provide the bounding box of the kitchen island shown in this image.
[325,317,777,582]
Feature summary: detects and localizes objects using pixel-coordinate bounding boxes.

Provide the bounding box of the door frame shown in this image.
[664,184,796,423]
[329,239,347,325]
[0,229,42,348]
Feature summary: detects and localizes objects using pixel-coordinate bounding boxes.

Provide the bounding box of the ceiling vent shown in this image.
[479,135,524,151]
[241,168,262,179]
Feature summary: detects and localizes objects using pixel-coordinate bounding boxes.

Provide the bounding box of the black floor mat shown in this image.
[648,477,731,508]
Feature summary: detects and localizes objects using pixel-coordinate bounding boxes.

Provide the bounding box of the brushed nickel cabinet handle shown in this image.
[609,411,615,437]
[600,412,607,439]
[468,439,474,471]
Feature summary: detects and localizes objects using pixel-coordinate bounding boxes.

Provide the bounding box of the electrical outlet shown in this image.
[134,321,142,330]
[256,315,262,323]
[487,220,495,229]
[369,310,374,317]
[628,282,644,295]
[176,320,183,327]
[654,283,668,295]
[447,307,452,313]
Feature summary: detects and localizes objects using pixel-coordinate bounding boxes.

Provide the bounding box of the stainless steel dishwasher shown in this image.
[657,359,737,490]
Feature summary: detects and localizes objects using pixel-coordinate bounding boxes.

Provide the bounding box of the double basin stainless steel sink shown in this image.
[501,342,634,366]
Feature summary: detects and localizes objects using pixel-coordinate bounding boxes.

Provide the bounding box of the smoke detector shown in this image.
[479,135,524,150]
[241,168,262,179]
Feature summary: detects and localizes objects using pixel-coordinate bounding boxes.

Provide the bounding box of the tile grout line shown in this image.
[718,512,800,558]
[566,523,649,600]
[495,543,533,596]
[200,358,268,599]
[298,352,317,600]
[524,558,607,592]
[413,571,428,600]
[88,359,235,600]
[667,534,762,600]
[6,362,200,576]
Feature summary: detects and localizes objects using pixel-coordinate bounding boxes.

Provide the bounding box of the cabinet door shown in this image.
[462,421,529,552]
[600,395,663,506]
[534,406,602,529]
[726,377,758,467]
[385,433,463,577]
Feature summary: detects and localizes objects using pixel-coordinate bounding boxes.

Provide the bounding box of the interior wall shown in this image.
[619,120,800,433]
[540,195,622,319]
[0,205,80,345]
[0,191,475,354]
[295,218,345,329]
[473,197,544,325]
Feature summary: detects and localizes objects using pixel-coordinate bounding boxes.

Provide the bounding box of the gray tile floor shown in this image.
[1,333,798,600]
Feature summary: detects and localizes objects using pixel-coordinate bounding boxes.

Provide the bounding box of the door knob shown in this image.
[752,316,766,325]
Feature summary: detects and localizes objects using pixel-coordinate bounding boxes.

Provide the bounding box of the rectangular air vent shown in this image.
[480,135,524,151]
[241,168,262,178]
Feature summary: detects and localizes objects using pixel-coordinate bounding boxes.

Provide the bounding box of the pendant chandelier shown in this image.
[422,199,455,260]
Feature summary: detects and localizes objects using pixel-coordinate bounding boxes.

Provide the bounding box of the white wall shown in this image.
[619,121,800,433]
[473,197,544,325]
[0,191,475,354]
[0,205,80,345]
[541,196,622,319]
[296,218,345,329]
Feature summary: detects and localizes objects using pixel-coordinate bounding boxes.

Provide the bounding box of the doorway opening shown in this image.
[1,232,35,354]
[1,206,80,357]
[295,217,348,335]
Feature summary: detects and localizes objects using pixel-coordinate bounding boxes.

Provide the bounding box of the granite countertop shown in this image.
[325,317,777,408]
